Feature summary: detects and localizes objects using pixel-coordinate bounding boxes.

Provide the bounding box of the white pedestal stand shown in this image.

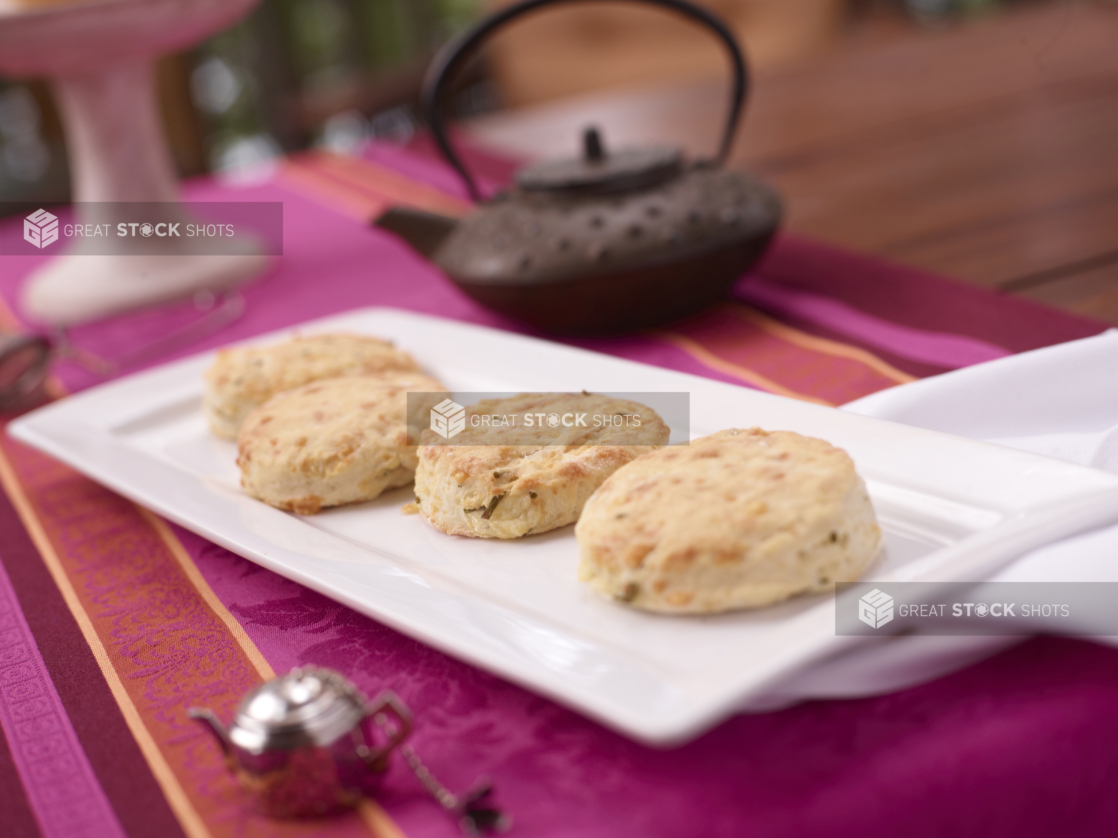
[0,0,266,325]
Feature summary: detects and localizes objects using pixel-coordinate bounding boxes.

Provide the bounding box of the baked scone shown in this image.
[237,372,446,514]
[414,393,670,539]
[576,428,882,613]
[205,333,422,439]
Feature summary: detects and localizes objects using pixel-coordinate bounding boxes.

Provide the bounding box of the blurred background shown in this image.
[0,0,1057,212]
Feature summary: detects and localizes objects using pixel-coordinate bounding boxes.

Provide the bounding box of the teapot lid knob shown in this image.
[583,127,604,162]
[516,125,683,194]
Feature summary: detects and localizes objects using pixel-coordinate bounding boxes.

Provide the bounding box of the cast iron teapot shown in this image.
[376,0,782,336]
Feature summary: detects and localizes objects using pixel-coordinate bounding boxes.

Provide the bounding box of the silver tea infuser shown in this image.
[189,666,507,833]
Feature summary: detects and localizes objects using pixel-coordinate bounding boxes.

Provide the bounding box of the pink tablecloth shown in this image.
[0,141,1115,838]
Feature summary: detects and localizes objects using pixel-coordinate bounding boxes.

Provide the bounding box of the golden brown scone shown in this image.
[414,393,669,539]
[204,333,422,439]
[237,372,446,514]
[576,428,882,613]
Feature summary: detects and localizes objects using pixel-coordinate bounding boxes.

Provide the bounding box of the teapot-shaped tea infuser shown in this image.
[189,667,507,833]
[376,0,782,336]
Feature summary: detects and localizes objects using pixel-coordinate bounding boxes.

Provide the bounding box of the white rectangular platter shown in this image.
[11,308,1118,745]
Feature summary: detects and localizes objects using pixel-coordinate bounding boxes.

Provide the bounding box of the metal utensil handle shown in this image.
[0,332,51,411]
[422,0,750,201]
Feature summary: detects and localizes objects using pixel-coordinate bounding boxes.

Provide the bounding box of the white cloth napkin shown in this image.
[743,329,1118,710]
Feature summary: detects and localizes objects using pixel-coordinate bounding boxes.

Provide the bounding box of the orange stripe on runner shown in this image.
[649,329,834,405]
[142,509,276,682]
[720,303,916,385]
[358,801,409,838]
[278,151,472,226]
[657,306,902,404]
[276,159,389,221]
[305,151,471,217]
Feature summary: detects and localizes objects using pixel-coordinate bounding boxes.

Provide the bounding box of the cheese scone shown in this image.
[414,393,669,539]
[237,372,446,514]
[205,333,422,439]
[576,428,882,613]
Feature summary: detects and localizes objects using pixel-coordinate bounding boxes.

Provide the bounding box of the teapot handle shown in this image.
[421,0,749,202]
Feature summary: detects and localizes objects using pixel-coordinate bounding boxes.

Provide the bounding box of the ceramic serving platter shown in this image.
[11,309,1118,745]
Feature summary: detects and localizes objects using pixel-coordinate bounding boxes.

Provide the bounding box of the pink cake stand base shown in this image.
[0,0,266,325]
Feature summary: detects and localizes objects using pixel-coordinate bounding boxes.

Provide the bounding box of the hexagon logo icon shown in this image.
[24,208,59,249]
[430,398,466,439]
[858,588,894,629]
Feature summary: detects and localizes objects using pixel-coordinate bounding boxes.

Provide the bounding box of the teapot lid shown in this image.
[230,666,367,752]
[516,127,682,194]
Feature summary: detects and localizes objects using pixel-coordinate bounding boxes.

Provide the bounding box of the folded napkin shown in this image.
[744,328,1118,710]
